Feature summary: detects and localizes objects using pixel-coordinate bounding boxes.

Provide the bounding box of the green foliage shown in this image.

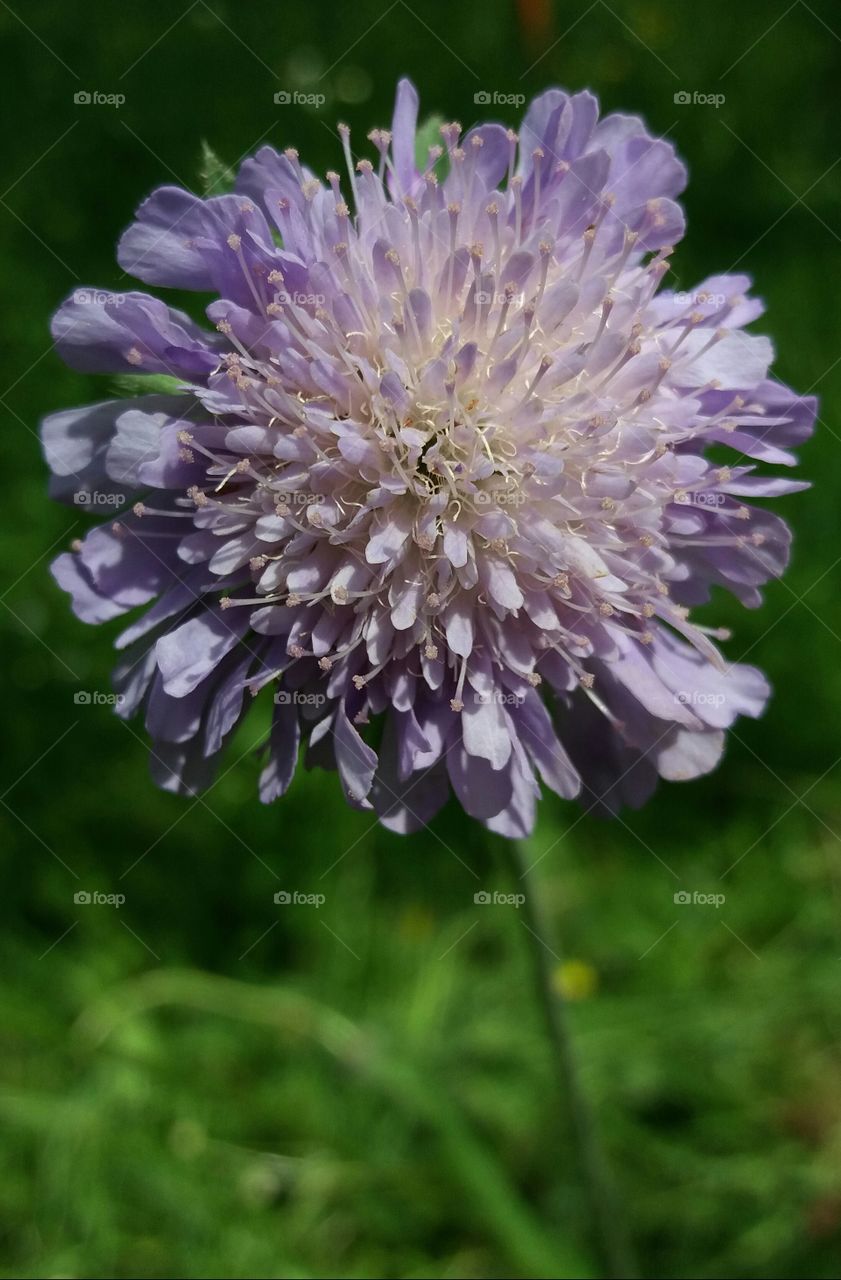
[199,141,236,196]
[111,374,184,398]
[3,0,841,1276]
[4,804,841,1278]
[415,114,448,181]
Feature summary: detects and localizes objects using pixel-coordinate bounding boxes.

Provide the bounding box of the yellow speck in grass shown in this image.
[398,905,436,943]
[554,960,599,1001]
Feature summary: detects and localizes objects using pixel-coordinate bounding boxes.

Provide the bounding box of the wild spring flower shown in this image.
[42,80,814,835]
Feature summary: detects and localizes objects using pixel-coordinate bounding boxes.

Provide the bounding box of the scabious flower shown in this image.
[42,80,814,835]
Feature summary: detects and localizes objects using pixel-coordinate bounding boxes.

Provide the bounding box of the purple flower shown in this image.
[42,80,815,835]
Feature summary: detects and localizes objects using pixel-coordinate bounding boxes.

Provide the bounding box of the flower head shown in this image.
[43,80,814,835]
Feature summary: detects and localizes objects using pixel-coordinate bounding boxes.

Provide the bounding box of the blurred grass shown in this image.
[2,0,841,1275]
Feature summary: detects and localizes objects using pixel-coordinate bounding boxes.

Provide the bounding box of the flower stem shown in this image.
[503,838,638,1280]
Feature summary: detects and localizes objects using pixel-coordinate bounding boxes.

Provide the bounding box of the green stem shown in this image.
[504,838,638,1280]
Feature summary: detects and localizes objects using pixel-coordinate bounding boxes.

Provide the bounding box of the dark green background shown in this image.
[3,1,841,1275]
